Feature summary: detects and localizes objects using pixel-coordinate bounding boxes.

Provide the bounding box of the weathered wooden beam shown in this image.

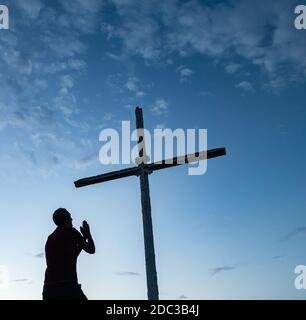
[135,107,159,301]
[147,147,226,172]
[74,148,226,188]
[74,166,140,188]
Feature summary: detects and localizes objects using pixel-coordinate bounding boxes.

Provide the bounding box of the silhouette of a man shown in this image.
[43,208,95,300]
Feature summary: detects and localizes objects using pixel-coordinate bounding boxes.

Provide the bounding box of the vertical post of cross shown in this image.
[135,106,159,300]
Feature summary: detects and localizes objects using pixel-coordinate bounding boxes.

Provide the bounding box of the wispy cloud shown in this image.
[116,271,140,276]
[125,77,138,92]
[103,113,114,121]
[225,63,243,74]
[74,153,98,169]
[235,81,254,93]
[151,99,169,116]
[272,255,284,260]
[11,278,33,284]
[211,265,235,276]
[34,252,44,258]
[102,0,306,88]
[106,74,146,98]
[11,278,29,282]
[14,0,45,20]
[280,227,306,242]
[125,76,146,97]
[176,65,194,82]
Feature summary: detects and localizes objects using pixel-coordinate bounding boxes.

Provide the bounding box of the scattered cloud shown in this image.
[151,99,169,116]
[211,265,235,276]
[74,153,98,169]
[225,63,243,74]
[11,278,33,284]
[11,278,29,282]
[176,65,194,82]
[116,271,140,276]
[54,74,79,118]
[34,252,44,258]
[106,74,146,98]
[105,73,125,93]
[125,77,146,97]
[103,113,114,121]
[61,75,75,89]
[136,91,146,97]
[14,0,45,20]
[102,0,306,88]
[235,81,254,92]
[101,2,161,60]
[155,123,166,129]
[199,91,211,97]
[272,255,284,260]
[125,77,138,92]
[68,59,87,71]
[280,227,306,242]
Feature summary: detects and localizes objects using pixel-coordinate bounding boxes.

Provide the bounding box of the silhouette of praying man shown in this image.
[43,208,95,300]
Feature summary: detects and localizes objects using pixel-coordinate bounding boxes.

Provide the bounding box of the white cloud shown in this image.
[0,105,55,131]
[125,77,138,91]
[225,63,242,74]
[68,59,87,71]
[103,113,114,121]
[121,76,146,97]
[180,68,193,77]
[35,79,47,89]
[57,0,105,34]
[136,91,146,97]
[42,35,87,58]
[2,50,33,75]
[156,123,166,129]
[151,99,168,116]
[55,92,78,117]
[54,75,78,117]
[102,2,161,60]
[176,65,194,82]
[62,0,104,15]
[61,75,75,90]
[0,0,93,139]
[13,0,44,19]
[102,0,306,88]
[235,81,254,92]
[74,153,98,169]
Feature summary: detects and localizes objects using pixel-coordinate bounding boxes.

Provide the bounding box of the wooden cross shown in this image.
[74,107,226,300]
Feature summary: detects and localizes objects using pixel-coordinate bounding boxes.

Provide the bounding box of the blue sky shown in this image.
[1,0,306,299]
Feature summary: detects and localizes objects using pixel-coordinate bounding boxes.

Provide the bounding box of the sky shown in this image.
[0,0,306,300]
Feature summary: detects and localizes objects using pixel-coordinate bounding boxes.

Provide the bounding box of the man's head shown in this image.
[53,208,73,227]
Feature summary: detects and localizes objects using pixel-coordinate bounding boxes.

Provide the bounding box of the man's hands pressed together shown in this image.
[80,220,91,239]
[80,220,95,254]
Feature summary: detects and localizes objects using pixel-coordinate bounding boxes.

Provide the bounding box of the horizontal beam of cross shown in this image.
[74,147,226,188]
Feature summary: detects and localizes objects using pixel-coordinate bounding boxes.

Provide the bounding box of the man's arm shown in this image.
[79,221,95,254]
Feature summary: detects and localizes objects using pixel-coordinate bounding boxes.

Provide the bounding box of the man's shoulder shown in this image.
[72,227,83,240]
[47,227,82,241]
[49,227,73,238]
